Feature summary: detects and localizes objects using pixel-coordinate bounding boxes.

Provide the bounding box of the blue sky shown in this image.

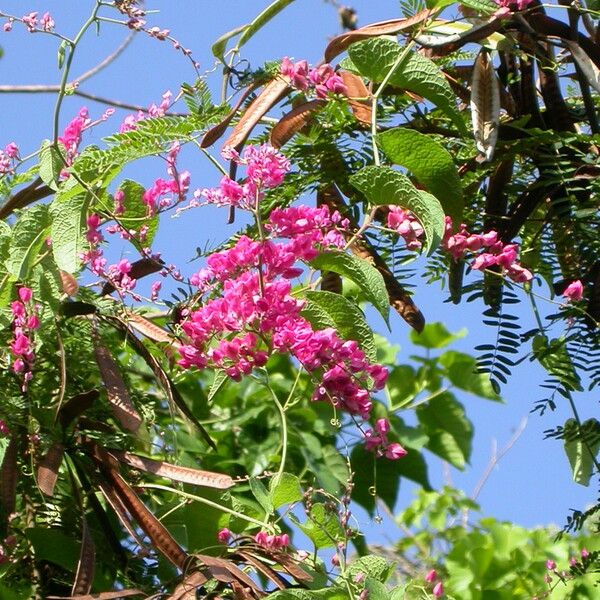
[0,0,594,531]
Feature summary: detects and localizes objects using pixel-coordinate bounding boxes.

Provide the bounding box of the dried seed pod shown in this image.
[470,49,500,162]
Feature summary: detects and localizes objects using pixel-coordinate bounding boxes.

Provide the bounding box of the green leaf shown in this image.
[350,166,445,255]
[57,39,68,69]
[348,38,465,134]
[379,127,463,225]
[249,477,274,514]
[298,503,344,549]
[0,222,16,307]
[238,0,296,47]
[7,205,51,280]
[207,369,229,405]
[386,365,421,410]
[117,179,159,245]
[50,191,89,274]
[563,418,600,486]
[439,350,501,400]
[310,251,389,324]
[416,392,473,469]
[269,472,303,509]
[460,0,498,15]
[346,555,394,583]
[410,322,466,349]
[25,528,80,572]
[39,140,64,191]
[302,290,377,362]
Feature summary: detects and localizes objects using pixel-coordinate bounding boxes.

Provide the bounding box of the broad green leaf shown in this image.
[32,258,63,312]
[249,476,274,514]
[50,191,88,273]
[0,221,15,307]
[298,503,344,549]
[460,0,497,15]
[350,166,445,255]
[532,335,582,392]
[25,528,80,572]
[364,579,389,600]
[410,322,466,349]
[386,365,421,409]
[302,290,377,362]
[379,127,463,225]
[7,205,51,279]
[39,140,64,191]
[310,251,389,324]
[269,472,303,509]
[238,0,296,47]
[416,392,473,469]
[563,418,600,486]
[117,179,159,245]
[346,555,394,583]
[211,24,247,61]
[439,350,501,400]
[348,38,466,134]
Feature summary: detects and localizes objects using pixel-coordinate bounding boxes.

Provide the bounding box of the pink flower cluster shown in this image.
[386,207,424,251]
[179,145,393,447]
[0,142,19,174]
[197,145,290,210]
[58,108,90,166]
[254,531,290,550]
[119,91,173,133]
[364,418,407,460]
[281,58,347,99]
[6,12,55,33]
[494,0,534,18]
[10,287,40,391]
[442,217,532,283]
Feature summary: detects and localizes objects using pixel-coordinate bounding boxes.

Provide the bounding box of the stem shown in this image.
[266,383,288,486]
[52,2,101,143]
[136,483,274,531]
[370,40,415,166]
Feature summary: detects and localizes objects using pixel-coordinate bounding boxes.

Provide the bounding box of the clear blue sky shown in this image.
[0,0,594,530]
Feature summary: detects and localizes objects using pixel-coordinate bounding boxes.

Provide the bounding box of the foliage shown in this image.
[0,0,599,598]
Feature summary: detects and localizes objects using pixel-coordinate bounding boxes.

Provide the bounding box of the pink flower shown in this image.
[385,443,407,460]
[425,569,437,583]
[21,12,37,32]
[546,559,556,570]
[4,143,18,158]
[3,19,13,32]
[40,12,54,32]
[18,287,32,303]
[563,280,583,302]
[432,581,444,597]
[569,556,577,567]
[217,528,231,543]
[581,548,589,559]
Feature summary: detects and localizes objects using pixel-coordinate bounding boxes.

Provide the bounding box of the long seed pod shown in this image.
[110,450,234,489]
[324,10,434,62]
[93,340,142,433]
[46,590,145,600]
[101,258,164,297]
[37,443,65,496]
[121,310,179,347]
[339,71,372,125]
[59,270,79,296]
[269,99,326,149]
[470,49,500,162]
[167,571,209,600]
[71,518,95,596]
[223,77,290,150]
[566,41,600,94]
[59,390,100,429]
[0,435,18,521]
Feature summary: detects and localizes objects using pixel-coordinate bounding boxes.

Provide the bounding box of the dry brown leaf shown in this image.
[167,571,209,600]
[324,10,434,62]
[93,342,142,433]
[233,550,286,589]
[567,40,600,94]
[111,450,234,489]
[37,443,65,496]
[194,554,260,592]
[470,49,500,162]
[223,77,290,149]
[269,99,326,148]
[340,71,372,125]
[72,518,95,596]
